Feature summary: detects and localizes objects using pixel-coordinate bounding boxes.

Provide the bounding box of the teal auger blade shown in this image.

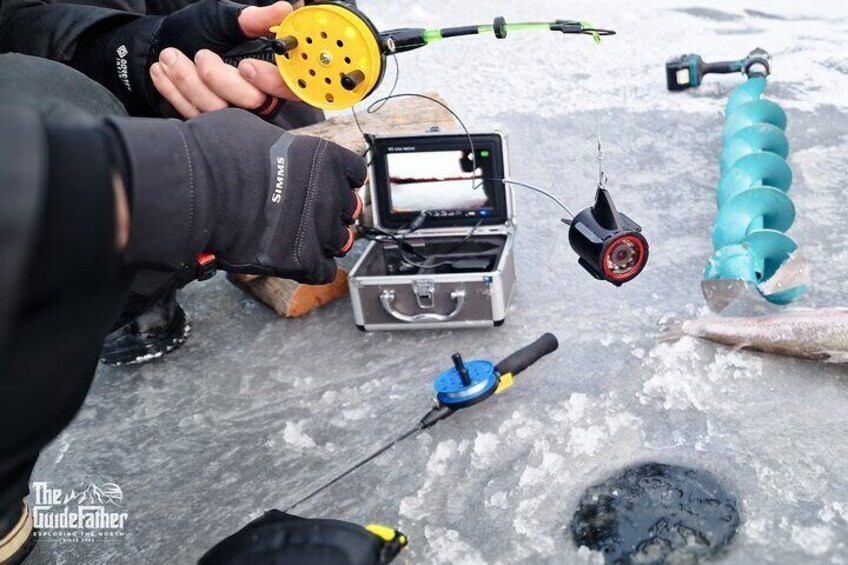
[744,229,798,281]
[726,76,767,112]
[720,122,788,173]
[717,152,792,207]
[706,73,806,306]
[712,186,795,249]
[723,99,787,140]
[704,243,763,284]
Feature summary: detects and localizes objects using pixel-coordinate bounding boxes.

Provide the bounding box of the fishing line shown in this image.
[350,53,480,194]
[497,179,575,223]
[346,43,644,283]
[348,49,602,230]
[282,423,423,513]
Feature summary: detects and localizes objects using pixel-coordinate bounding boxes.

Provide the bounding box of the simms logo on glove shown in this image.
[272,156,286,204]
[115,45,131,92]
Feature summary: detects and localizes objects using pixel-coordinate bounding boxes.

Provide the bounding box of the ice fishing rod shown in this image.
[282,333,559,512]
[224,1,615,110]
[666,48,807,310]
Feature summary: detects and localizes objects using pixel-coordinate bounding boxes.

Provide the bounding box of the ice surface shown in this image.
[27,0,848,563]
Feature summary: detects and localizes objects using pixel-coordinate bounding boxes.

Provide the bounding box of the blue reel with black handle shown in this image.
[430,333,559,411]
[434,356,499,408]
[283,333,560,511]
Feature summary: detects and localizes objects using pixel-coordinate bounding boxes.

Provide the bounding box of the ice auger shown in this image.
[666,49,807,311]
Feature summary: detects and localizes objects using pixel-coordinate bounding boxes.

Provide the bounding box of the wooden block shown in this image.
[228,269,349,318]
[229,93,458,317]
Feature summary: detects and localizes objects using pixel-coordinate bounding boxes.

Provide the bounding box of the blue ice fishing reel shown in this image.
[433,355,499,408]
[429,334,559,411]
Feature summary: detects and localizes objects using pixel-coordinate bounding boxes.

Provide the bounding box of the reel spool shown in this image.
[270,3,384,110]
[264,2,615,110]
[433,354,499,409]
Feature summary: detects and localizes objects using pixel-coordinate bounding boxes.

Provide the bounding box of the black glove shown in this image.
[108,108,365,285]
[198,511,406,565]
[72,0,256,116]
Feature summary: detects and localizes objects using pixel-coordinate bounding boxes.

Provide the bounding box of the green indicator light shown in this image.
[480,150,490,157]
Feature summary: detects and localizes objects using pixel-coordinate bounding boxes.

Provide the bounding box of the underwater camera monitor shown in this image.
[367,133,508,230]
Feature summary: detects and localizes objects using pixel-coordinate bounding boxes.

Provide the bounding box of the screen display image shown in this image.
[387,149,494,215]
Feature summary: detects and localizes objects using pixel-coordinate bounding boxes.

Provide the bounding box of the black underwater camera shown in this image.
[568,187,648,285]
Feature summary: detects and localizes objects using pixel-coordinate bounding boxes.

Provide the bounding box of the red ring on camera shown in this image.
[602,234,647,283]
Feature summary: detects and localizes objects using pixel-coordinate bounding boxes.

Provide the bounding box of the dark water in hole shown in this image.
[570,463,740,564]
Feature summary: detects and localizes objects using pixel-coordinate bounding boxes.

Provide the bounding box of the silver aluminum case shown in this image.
[348,130,516,331]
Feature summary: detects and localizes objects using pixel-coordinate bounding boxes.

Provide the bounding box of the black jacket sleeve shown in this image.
[0,0,137,62]
[0,104,130,514]
[0,0,255,116]
[0,107,46,346]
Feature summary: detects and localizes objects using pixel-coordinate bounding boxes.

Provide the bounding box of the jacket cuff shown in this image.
[106,117,211,274]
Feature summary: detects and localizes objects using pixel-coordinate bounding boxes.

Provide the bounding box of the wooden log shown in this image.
[229,94,458,318]
[227,269,349,318]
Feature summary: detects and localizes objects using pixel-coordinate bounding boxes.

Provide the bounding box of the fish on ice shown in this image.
[672,308,848,363]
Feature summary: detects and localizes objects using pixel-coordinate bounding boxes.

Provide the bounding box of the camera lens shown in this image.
[603,235,646,282]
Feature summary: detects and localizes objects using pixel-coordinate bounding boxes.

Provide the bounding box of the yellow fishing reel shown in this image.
[270,3,384,110]
[263,1,615,111]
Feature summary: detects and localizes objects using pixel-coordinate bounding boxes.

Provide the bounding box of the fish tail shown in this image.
[656,316,686,342]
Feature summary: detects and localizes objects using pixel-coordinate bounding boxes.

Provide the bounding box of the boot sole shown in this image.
[0,504,35,565]
[100,306,190,366]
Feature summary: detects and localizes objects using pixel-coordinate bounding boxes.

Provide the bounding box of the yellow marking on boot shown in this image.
[0,503,33,562]
[366,524,402,544]
[494,372,514,394]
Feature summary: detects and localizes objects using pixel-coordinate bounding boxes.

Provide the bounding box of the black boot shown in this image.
[0,503,35,565]
[100,290,190,366]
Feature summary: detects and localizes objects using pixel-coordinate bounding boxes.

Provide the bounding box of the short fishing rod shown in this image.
[283,333,559,512]
[222,2,615,110]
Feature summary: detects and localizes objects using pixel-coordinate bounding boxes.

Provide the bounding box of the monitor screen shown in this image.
[369,133,507,229]
[387,149,494,216]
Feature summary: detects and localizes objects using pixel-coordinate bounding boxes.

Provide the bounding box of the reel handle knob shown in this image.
[269,35,299,55]
[452,353,472,386]
[341,70,366,91]
[495,333,559,378]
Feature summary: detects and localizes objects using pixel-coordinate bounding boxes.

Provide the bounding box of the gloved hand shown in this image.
[198,511,406,565]
[107,108,365,285]
[72,0,291,116]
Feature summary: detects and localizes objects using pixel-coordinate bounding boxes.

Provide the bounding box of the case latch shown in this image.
[413,279,436,309]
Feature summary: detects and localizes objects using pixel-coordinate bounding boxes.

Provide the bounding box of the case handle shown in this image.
[379,289,466,323]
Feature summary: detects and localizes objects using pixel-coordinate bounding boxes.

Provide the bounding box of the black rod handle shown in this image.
[495,333,558,377]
